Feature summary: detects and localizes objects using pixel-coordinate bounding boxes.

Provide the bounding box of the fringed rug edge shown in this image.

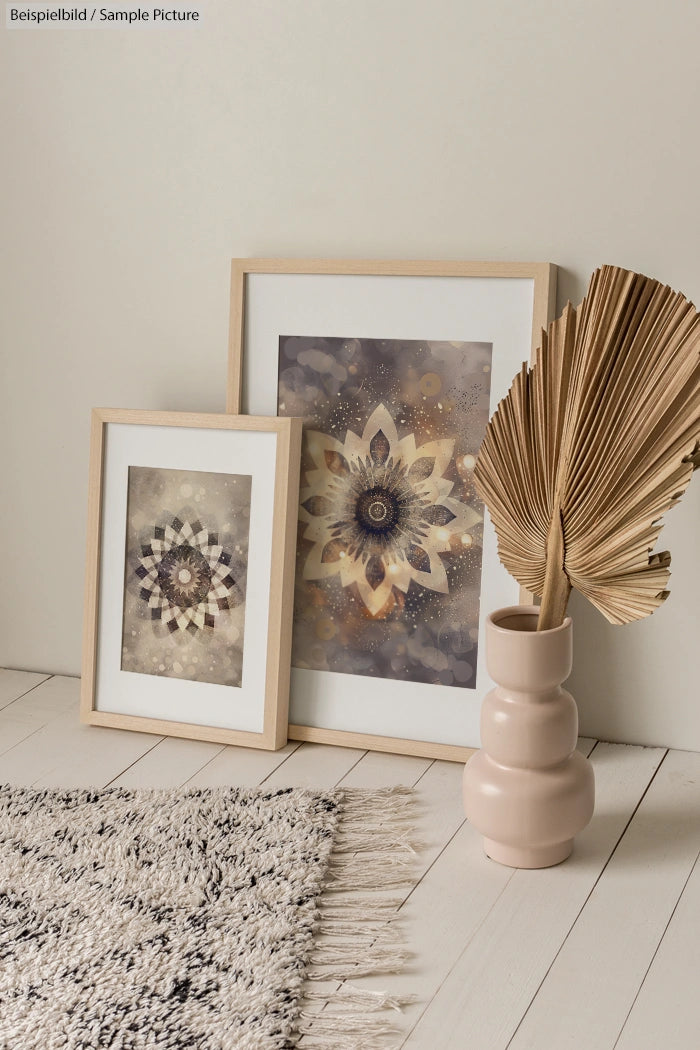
[297,786,418,1050]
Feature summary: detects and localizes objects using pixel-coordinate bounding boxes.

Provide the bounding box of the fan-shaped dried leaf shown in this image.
[475,265,700,629]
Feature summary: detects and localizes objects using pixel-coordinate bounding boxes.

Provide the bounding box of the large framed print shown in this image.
[228,259,557,760]
[81,409,302,750]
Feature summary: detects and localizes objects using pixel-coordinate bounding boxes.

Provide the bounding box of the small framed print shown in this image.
[81,409,302,750]
[228,259,556,760]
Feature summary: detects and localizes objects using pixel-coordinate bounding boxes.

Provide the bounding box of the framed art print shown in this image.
[228,259,557,759]
[81,409,302,750]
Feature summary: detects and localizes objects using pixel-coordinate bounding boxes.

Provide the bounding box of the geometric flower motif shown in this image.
[135,514,239,635]
[300,404,480,616]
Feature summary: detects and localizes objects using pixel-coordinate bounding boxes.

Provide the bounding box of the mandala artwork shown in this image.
[301,404,479,616]
[278,336,493,688]
[121,467,251,688]
[134,516,240,634]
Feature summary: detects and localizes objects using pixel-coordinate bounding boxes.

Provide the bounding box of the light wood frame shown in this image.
[227,258,557,762]
[81,409,302,750]
[227,258,556,415]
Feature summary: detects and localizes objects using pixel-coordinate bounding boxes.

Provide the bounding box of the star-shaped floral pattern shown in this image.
[135,515,239,634]
[299,404,480,615]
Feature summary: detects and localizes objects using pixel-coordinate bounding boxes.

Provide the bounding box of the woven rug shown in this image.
[0,784,415,1050]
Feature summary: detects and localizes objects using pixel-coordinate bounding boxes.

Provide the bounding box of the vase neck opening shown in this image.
[492,612,539,633]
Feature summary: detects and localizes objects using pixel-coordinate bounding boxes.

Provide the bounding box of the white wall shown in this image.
[1,0,698,747]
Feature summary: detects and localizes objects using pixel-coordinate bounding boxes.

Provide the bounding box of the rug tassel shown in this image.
[315,920,398,938]
[316,895,404,918]
[298,786,418,1049]
[298,1030,400,1050]
[304,984,417,1012]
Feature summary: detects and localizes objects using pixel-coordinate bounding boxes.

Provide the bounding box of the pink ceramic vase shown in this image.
[463,605,594,868]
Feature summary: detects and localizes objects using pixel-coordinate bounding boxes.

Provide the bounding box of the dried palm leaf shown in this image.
[475,265,700,631]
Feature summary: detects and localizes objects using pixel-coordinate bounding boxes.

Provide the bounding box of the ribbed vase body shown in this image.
[463,606,595,868]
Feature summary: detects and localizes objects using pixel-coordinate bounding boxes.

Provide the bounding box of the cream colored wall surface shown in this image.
[1,0,698,748]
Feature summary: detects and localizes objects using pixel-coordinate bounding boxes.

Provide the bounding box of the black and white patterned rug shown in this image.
[0,784,414,1050]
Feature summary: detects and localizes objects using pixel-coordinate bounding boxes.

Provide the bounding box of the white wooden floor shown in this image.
[2,670,700,1050]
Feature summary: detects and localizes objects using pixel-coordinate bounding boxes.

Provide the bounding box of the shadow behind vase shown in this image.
[463,606,595,868]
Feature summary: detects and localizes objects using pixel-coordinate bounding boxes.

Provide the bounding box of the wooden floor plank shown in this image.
[1,677,87,759]
[1,675,80,726]
[108,736,227,788]
[0,669,50,710]
[339,750,432,788]
[0,717,160,788]
[401,743,666,1050]
[0,678,161,788]
[615,850,700,1050]
[262,741,366,789]
[0,714,42,756]
[509,749,700,1050]
[186,740,302,789]
[33,725,162,789]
